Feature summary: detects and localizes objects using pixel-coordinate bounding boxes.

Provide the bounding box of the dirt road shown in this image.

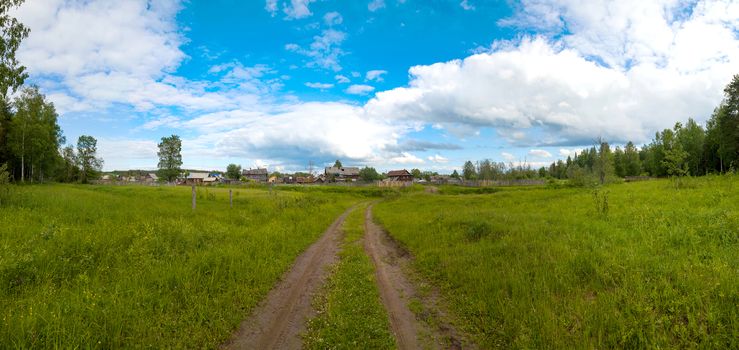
[222,207,352,350]
[364,205,470,350]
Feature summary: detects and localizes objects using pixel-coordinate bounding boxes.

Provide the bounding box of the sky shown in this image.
[12,0,739,172]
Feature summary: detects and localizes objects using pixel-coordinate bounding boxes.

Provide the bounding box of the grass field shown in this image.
[373,175,739,348]
[0,184,363,348]
[303,202,396,349]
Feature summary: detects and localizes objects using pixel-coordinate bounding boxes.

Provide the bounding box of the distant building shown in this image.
[324,166,360,182]
[386,169,413,182]
[144,173,159,183]
[185,172,209,185]
[242,168,268,182]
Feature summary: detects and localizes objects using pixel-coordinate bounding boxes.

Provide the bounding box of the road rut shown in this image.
[222,207,352,350]
[364,205,471,350]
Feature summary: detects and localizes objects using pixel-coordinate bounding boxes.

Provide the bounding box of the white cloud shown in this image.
[285,29,346,71]
[335,74,350,83]
[501,152,516,161]
[14,0,264,113]
[97,139,159,170]
[366,70,388,82]
[427,154,449,163]
[323,11,343,26]
[368,0,386,12]
[266,0,316,20]
[389,152,424,164]
[366,5,739,145]
[305,82,334,89]
[460,0,475,11]
[346,84,375,95]
[176,102,408,163]
[528,149,552,158]
[265,0,278,15]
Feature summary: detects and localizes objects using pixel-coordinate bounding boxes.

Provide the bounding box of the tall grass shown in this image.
[0,184,360,348]
[374,175,738,348]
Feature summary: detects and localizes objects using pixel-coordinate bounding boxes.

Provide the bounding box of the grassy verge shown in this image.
[374,175,739,349]
[303,203,396,349]
[0,184,360,348]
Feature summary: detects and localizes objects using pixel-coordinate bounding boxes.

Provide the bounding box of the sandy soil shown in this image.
[222,207,352,350]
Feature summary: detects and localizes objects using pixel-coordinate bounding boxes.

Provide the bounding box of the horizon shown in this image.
[12,0,739,172]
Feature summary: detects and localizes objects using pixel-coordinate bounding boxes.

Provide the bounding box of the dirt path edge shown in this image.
[222,206,354,350]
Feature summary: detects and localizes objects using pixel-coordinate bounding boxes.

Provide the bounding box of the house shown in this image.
[144,173,159,183]
[242,168,268,182]
[185,172,209,185]
[387,169,413,182]
[324,166,360,182]
[203,176,220,185]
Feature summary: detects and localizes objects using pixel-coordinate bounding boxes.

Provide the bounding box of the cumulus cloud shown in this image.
[366,0,739,145]
[528,149,552,158]
[14,0,264,114]
[366,70,388,82]
[176,102,408,163]
[346,84,375,95]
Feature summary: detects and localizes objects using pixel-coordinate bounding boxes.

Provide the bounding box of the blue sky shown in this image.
[13,0,739,172]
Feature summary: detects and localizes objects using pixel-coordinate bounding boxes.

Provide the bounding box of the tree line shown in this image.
[0,1,103,184]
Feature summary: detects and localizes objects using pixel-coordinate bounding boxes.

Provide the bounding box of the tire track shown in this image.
[364,204,472,350]
[222,206,352,350]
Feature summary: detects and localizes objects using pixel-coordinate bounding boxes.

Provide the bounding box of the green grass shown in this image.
[303,203,396,350]
[0,184,361,348]
[373,175,739,349]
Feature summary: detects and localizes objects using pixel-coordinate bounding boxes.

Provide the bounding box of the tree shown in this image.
[613,146,625,178]
[7,87,63,182]
[226,163,242,179]
[462,160,477,180]
[450,170,460,179]
[157,135,182,182]
[333,159,342,168]
[57,145,79,182]
[76,135,102,183]
[411,168,421,179]
[662,144,689,178]
[675,118,705,175]
[0,0,29,99]
[359,166,381,182]
[593,138,614,184]
[623,141,641,176]
[0,1,29,174]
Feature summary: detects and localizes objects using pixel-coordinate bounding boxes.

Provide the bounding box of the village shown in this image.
[97,164,467,186]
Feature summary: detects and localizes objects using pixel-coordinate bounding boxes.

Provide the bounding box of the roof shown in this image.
[324,166,360,176]
[242,168,268,175]
[387,169,411,177]
[148,173,158,180]
[187,172,209,179]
